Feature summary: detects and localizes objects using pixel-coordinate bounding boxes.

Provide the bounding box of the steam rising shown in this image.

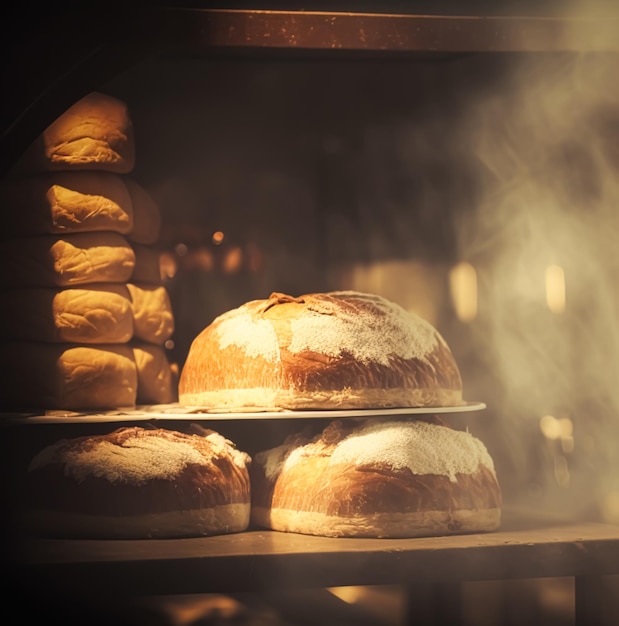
[452,8,619,516]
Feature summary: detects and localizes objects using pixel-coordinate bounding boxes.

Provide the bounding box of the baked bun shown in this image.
[0,285,133,344]
[251,417,501,538]
[0,342,137,411]
[178,291,463,411]
[127,283,175,345]
[132,341,177,405]
[0,172,134,238]
[21,426,251,539]
[12,92,135,174]
[0,232,135,288]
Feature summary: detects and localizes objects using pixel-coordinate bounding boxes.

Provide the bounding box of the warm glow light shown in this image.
[545,264,566,313]
[601,491,619,524]
[212,231,225,245]
[190,248,214,272]
[558,417,573,437]
[222,245,243,274]
[159,251,178,279]
[540,415,574,452]
[540,414,562,440]
[174,243,188,256]
[554,454,570,487]
[327,587,365,604]
[449,262,478,322]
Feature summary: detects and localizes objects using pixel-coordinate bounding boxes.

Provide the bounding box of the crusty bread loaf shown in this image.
[0,172,133,238]
[0,285,133,344]
[251,417,501,538]
[21,426,252,539]
[178,291,463,411]
[0,342,137,411]
[12,92,135,174]
[127,282,174,345]
[0,232,135,288]
[132,341,177,405]
[125,178,162,245]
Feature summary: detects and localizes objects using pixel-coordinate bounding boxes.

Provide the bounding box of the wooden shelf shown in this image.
[11,510,619,598]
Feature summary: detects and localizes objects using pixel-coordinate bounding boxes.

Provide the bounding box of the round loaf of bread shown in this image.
[178,291,463,411]
[251,417,501,538]
[22,426,251,539]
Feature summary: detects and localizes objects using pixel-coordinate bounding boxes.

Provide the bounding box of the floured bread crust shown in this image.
[251,417,502,538]
[179,291,463,411]
[23,426,251,539]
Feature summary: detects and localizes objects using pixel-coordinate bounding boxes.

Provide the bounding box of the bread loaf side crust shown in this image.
[250,417,501,538]
[23,427,252,538]
[179,291,463,410]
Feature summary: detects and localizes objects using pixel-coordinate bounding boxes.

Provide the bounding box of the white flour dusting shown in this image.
[30,435,213,485]
[214,311,280,362]
[205,431,250,468]
[257,443,291,481]
[329,420,495,481]
[288,293,438,364]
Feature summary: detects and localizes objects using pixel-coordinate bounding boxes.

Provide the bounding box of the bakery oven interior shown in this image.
[2,1,619,625]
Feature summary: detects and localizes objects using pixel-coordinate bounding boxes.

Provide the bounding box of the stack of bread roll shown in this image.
[0,92,177,411]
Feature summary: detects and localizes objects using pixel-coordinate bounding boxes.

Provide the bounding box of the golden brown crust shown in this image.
[127,282,175,345]
[0,342,137,411]
[0,232,136,288]
[250,417,501,538]
[0,172,134,238]
[23,426,251,538]
[179,291,463,411]
[12,92,135,174]
[0,285,134,344]
[132,341,178,405]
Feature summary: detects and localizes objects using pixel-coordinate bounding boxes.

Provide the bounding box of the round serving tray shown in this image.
[4,401,486,424]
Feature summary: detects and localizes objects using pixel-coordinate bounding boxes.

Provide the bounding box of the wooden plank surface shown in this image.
[9,510,619,597]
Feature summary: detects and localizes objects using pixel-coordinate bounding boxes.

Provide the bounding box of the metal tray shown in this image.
[3,401,486,424]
